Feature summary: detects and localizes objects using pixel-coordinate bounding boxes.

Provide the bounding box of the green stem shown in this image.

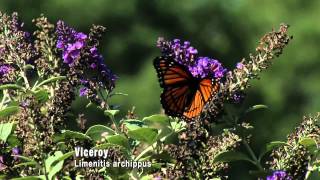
[243,139,263,170]
[21,71,30,89]
[0,90,8,109]
[110,115,120,134]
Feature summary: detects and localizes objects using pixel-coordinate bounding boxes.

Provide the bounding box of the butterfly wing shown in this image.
[154,56,191,88]
[154,56,219,120]
[154,56,194,117]
[183,79,219,119]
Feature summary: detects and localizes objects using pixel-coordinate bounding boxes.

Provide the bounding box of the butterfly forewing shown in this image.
[154,56,191,87]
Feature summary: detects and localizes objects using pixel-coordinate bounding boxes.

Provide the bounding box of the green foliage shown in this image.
[85,125,115,142]
[0,106,19,118]
[0,122,15,142]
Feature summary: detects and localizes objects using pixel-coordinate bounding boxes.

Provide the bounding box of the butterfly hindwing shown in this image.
[183,78,219,119]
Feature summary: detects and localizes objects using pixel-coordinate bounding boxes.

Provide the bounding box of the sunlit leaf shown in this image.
[106,134,129,149]
[127,127,158,144]
[143,114,170,129]
[0,106,19,119]
[104,110,119,119]
[0,122,15,142]
[85,125,115,142]
[245,104,268,114]
[123,119,144,131]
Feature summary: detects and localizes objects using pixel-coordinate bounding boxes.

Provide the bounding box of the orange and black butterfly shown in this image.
[154,56,219,120]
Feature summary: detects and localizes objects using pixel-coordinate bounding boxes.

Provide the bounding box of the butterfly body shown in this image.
[154,56,219,120]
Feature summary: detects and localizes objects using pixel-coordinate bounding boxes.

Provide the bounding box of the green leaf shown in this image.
[14,161,38,168]
[45,151,64,180]
[143,114,170,129]
[123,119,144,131]
[11,176,45,180]
[108,92,128,97]
[0,122,15,142]
[258,141,287,160]
[53,130,91,142]
[12,155,37,163]
[36,76,66,87]
[0,84,24,91]
[56,151,74,162]
[299,137,318,154]
[0,106,19,118]
[127,127,158,144]
[245,104,268,114]
[7,134,21,147]
[85,125,115,142]
[106,134,129,149]
[104,110,119,119]
[213,151,253,163]
[33,89,49,104]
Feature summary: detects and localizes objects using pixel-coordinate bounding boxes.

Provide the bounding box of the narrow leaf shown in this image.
[245,104,268,114]
[0,84,24,91]
[37,76,66,87]
[213,151,253,163]
[0,106,19,118]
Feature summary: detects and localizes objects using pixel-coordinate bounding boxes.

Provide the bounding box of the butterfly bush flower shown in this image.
[79,87,89,97]
[56,20,117,96]
[0,155,5,171]
[56,20,87,65]
[12,147,21,161]
[266,171,292,180]
[157,37,226,79]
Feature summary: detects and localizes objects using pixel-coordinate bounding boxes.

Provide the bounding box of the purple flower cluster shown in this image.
[12,147,21,161]
[79,87,89,97]
[55,21,117,94]
[157,38,226,79]
[0,155,5,171]
[266,171,292,180]
[56,20,87,65]
[0,65,11,76]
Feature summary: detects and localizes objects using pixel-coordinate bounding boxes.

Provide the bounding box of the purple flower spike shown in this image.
[0,155,6,171]
[266,170,292,180]
[0,65,11,76]
[12,147,21,161]
[56,21,88,65]
[157,37,227,79]
[79,87,89,97]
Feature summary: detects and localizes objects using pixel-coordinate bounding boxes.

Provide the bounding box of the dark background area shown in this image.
[1,0,319,179]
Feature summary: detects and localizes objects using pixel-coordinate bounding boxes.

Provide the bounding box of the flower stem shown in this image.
[243,139,263,171]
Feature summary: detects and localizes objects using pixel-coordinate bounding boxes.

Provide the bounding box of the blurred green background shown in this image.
[1,0,319,179]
